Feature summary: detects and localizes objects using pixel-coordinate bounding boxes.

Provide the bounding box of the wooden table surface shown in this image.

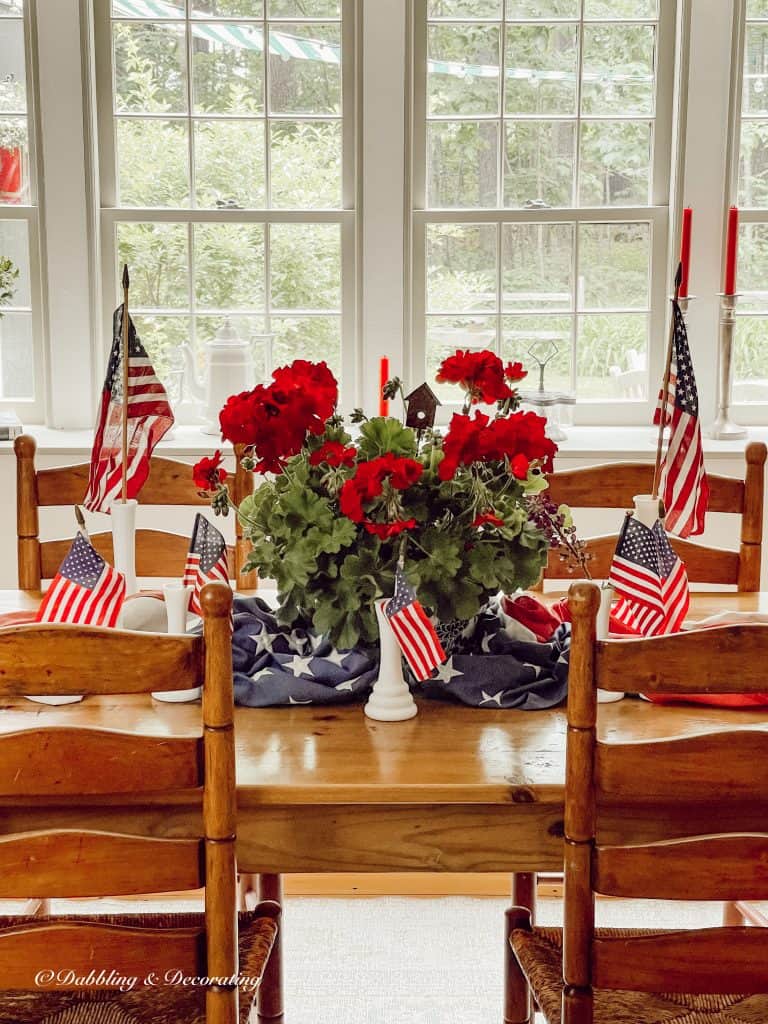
[1,589,767,874]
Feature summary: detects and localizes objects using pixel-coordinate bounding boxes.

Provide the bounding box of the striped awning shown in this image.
[113,0,652,85]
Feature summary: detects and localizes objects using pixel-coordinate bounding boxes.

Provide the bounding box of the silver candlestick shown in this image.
[709,292,747,440]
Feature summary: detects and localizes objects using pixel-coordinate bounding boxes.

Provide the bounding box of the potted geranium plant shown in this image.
[194,350,560,650]
[0,76,26,202]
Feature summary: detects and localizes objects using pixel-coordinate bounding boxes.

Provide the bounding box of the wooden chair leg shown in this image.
[724,901,746,926]
[511,873,537,921]
[563,986,593,1024]
[238,874,252,912]
[257,874,284,1024]
[504,908,533,1024]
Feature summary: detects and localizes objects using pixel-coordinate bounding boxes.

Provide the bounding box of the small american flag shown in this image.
[385,568,446,681]
[183,513,230,616]
[83,305,174,513]
[608,515,690,636]
[654,300,709,537]
[35,532,126,627]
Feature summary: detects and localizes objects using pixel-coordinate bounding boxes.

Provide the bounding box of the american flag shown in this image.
[182,513,230,616]
[654,300,709,537]
[35,532,126,628]
[83,305,174,513]
[385,568,446,681]
[608,515,690,636]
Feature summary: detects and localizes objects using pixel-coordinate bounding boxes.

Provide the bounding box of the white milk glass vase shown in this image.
[153,583,201,703]
[112,498,138,598]
[364,599,418,722]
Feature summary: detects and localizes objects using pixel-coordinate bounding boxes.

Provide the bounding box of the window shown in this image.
[735,0,768,405]
[96,0,356,418]
[410,0,676,422]
[0,0,42,413]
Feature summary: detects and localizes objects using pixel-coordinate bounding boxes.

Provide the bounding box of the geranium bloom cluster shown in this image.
[218,360,337,473]
[436,349,527,405]
[439,409,557,482]
[339,453,423,539]
[192,449,227,493]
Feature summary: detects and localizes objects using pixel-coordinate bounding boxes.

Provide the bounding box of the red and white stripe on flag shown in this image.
[35,534,126,628]
[385,568,446,681]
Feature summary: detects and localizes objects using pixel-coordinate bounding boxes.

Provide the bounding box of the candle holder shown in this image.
[709,293,747,441]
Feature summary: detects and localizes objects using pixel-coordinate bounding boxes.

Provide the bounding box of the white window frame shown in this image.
[407,0,682,426]
[92,0,359,420]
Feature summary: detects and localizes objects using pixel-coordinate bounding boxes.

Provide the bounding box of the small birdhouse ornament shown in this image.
[404,383,441,430]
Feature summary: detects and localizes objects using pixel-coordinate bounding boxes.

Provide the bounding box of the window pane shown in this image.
[268,23,341,115]
[428,24,500,117]
[504,24,578,117]
[0,119,27,203]
[427,316,498,401]
[734,318,768,400]
[194,223,265,309]
[269,1,341,16]
[579,120,651,206]
[194,119,266,208]
[429,1,502,16]
[584,0,658,17]
[502,222,573,311]
[577,313,648,400]
[0,1,23,14]
[503,315,572,392]
[270,120,341,207]
[504,120,575,208]
[577,222,650,310]
[117,119,190,206]
[506,0,578,18]
[737,223,768,312]
[581,25,655,117]
[196,314,269,382]
[747,0,768,17]
[270,223,341,310]
[0,21,26,112]
[117,222,189,308]
[0,218,29,306]
[738,121,768,207]
[0,310,32,398]
[113,22,187,114]
[192,0,264,15]
[429,121,498,208]
[113,0,184,15]
[744,25,768,116]
[192,22,264,114]
[271,315,341,379]
[426,223,497,312]
[131,314,190,388]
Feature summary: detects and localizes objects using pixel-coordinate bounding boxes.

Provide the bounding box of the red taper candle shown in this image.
[379,357,389,417]
[679,207,692,298]
[724,205,739,295]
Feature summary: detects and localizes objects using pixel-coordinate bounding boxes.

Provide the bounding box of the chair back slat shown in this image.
[545,534,739,583]
[592,927,768,993]
[595,625,768,693]
[0,921,203,990]
[40,531,235,581]
[0,625,202,694]
[595,731,768,804]
[0,728,201,795]
[36,458,212,508]
[0,830,202,898]
[593,835,768,901]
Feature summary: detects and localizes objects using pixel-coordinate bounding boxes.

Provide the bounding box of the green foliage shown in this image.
[0,257,18,316]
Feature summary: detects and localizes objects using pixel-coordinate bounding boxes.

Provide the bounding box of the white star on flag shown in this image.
[480,690,507,706]
[287,654,315,678]
[432,657,464,684]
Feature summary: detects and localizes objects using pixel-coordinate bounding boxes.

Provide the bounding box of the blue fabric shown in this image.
[231,595,569,709]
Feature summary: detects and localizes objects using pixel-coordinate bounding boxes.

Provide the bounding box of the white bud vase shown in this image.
[111,498,138,599]
[596,583,623,703]
[364,599,418,722]
[153,583,201,703]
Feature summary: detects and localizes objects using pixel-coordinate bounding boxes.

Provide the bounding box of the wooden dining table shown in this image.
[1,589,768,876]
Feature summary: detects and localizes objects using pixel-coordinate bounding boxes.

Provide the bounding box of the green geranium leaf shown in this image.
[357,418,417,459]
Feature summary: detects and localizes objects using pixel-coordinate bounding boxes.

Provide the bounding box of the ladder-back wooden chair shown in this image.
[0,582,279,1024]
[506,580,768,1024]
[508,440,768,961]
[14,434,258,591]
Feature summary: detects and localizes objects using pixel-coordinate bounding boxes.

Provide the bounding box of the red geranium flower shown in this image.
[339,455,424,524]
[472,511,504,528]
[509,453,530,479]
[309,441,357,468]
[192,450,227,492]
[504,361,528,384]
[489,412,557,474]
[438,411,492,481]
[436,350,515,404]
[363,518,417,539]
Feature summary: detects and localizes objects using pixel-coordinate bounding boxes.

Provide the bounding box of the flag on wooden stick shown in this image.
[653,300,709,537]
[385,567,446,681]
[35,532,126,627]
[83,305,174,513]
[183,513,230,616]
[608,515,690,636]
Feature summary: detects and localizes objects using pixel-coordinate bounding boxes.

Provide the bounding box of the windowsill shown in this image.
[2,423,766,461]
